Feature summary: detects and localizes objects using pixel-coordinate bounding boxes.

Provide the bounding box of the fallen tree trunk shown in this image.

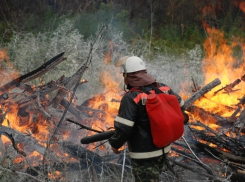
[0,125,61,162]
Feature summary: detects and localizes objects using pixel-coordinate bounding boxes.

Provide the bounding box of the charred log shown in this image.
[17,107,30,126]
[213,79,241,96]
[17,76,68,108]
[76,105,107,119]
[190,127,245,156]
[66,118,103,133]
[232,108,245,135]
[185,78,221,109]
[0,52,66,95]
[229,106,241,121]
[0,125,61,161]
[187,105,227,124]
[195,142,245,168]
[0,107,10,124]
[51,65,88,107]
[60,99,106,121]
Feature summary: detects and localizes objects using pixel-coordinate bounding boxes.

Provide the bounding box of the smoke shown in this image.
[2,17,204,103]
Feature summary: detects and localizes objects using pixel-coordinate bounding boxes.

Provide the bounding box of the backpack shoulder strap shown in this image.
[146,82,163,94]
[127,82,164,95]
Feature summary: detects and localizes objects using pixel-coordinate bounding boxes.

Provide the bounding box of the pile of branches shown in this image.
[0,27,245,181]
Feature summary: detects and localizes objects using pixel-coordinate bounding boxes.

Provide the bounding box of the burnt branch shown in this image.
[195,142,245,168]
[187,105,227,124]
[0,52,66,95]
[36,88,51,120]
[0,125,61,162]
[185,78,221,109]
[213,79,241,96]
[190,126,245,156]
[0,132,26,156]
[232,108,245,137]
[51,80,73,95]
[43,21,109,175]
[0,108,10,124]
[50,65,88,107]
[66,118,103,133]
[16,76,68,108]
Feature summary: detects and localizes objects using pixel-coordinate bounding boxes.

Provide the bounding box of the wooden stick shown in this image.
[0,52,66,95]
[50,65,88,107]
[36,88,51,120]
[185,78,221,109]
[190,127,245,156]
[66,118,103,133]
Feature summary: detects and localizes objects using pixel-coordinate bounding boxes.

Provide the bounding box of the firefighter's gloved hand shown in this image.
[111,146,121,154]
[183,112,189,124]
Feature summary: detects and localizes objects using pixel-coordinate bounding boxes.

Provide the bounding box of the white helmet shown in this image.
[115,56,146,73]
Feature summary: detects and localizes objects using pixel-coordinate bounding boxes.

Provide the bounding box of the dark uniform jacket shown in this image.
[109,82,185,159]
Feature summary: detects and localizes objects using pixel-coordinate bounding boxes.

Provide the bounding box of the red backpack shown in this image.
[130,84,184,148]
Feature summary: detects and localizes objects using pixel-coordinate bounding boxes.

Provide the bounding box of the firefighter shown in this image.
[109,56,188,182]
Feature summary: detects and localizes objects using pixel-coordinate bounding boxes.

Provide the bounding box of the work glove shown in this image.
[111,146,121,154]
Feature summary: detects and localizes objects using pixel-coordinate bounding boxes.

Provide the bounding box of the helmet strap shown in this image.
[123,73,127,92]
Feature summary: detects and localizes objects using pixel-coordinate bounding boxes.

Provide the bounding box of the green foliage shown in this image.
[153,24,205,56]
[1,1,245,64]
[0,22,3,37]
[0,170,12,182]
[7,19,88,85]
[220,14,245,40]
[74,2,148,42]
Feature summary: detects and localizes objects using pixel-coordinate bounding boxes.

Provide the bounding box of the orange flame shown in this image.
[235,1,245,13]
[0,48,9,61]
[192,24,245,118]
[103,40,114,64]
[0,49,19,84]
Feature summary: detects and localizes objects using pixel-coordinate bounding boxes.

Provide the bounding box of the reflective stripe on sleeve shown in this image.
[179,98,185,107]
[129,145,171,159]
[115,116,134,127]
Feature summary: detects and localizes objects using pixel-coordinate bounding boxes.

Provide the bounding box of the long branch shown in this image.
[42,21,108,176]
[0,52,66,95]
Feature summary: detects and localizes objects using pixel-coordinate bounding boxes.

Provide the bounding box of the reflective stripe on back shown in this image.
[129,145,171,159]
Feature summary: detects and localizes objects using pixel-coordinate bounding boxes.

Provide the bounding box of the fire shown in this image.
[49,171,65,180]
[1,134,12,145]
[189,24,245,119]
[0,49,19,84]
[0,48,9,61]
[1,104,52,142]
[103,40,114,64]
[27,151,43,166]
[86,70,122,132]
[235,0,245,13]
